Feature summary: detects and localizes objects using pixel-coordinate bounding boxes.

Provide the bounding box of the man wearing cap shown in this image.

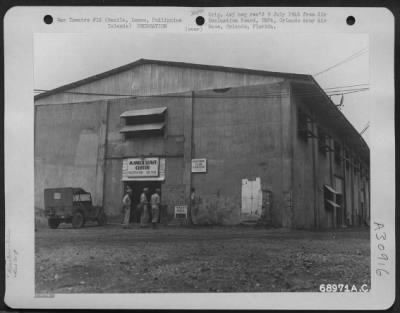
[121,186,133,229]
[151,188,161,229]
[140,187,150,227]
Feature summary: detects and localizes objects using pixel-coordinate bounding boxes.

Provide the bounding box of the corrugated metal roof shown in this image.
[34,58,309,101]
[120,123,165,133]
[120,107,167,118]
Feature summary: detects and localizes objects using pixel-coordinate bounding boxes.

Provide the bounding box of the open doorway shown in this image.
[124,181,161,223]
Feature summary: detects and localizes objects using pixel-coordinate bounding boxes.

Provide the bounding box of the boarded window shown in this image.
[241,177,262,221]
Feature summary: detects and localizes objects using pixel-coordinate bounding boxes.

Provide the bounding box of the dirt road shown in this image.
[35,224,370,293]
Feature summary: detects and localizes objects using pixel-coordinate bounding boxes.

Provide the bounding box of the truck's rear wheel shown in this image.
[72,212,85,229]
[97,212,107,226]
[48,219,60,229]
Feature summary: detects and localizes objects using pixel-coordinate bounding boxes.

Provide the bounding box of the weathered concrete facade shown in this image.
[35,101,108,209]
[290,83,370,228]
[34,59,370,229]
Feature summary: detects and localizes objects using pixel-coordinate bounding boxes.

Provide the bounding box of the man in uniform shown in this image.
[121,186,133,229]
[190,187,200,225]
[140,187,150,227]
[150,188,161,229]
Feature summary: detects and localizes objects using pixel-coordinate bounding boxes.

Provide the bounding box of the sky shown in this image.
[34,32,370,144]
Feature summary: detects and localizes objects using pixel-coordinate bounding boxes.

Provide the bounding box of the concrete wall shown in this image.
[291,90,370,229]
[106,96,185,158]
[291,103,343,229]
[35,63,284,105]
[290,96,316,229]
[191,83,288,226]
[102,95,187,218]
[342,154,369,226]
[316,136,334,228]
[35,77,370,228]
[35,101,107,210]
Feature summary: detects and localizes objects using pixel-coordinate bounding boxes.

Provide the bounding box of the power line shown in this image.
[360,121,370,135]
[326,88,369,96]
[323,83,369,90]
[34,85,369,99]
[313,48,368,77]
[34,89,135,97]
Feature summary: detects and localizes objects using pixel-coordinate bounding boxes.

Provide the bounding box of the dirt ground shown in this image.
[35,223,370,293]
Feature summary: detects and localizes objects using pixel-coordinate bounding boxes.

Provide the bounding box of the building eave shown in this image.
[291,76,369,165]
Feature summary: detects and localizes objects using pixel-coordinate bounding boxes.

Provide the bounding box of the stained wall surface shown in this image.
[191,83,288,226]
[102,95,187,218]
[34,63,369,228]
[34,101,107,210]
[290,89,370,229]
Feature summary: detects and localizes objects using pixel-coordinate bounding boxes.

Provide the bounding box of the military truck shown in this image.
[44,187,107,229]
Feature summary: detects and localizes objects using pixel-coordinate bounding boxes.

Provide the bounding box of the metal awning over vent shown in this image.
[120,123,165,133]
[324,184,338,194]
[120,107,167,118]
[326,199,340,208]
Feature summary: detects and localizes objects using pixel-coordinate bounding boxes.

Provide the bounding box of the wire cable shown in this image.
[313,48,368,77]
[34,86,369,99]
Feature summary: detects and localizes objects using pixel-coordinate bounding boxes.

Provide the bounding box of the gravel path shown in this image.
[35,224,370,293]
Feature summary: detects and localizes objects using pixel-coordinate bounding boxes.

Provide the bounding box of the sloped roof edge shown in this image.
[34,58,310,100]
[293,76,369,161]
[308,75,370,155]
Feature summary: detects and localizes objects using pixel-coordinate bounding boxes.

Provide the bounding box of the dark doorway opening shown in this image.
[124,181,161,223]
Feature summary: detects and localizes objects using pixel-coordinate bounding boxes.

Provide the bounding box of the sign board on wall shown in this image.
[174,205,188,218]
[191,158,207,173]
[122,158,165,181]
[127,157,159,177]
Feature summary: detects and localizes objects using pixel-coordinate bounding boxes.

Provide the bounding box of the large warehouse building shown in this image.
[34,59,370,229]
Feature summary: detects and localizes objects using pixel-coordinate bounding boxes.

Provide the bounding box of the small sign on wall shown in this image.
[192,158,207,173]
[174,205,188,218]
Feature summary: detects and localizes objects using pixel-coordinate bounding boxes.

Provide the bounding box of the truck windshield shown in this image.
[72,193,91,202]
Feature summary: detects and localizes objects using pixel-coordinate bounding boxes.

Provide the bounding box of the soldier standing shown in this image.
[140,187,150,227]
[190,187,200,225]
[151,188,161,229]
[121,186,133,229]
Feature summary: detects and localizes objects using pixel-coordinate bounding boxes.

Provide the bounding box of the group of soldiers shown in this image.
[121,186,161,229]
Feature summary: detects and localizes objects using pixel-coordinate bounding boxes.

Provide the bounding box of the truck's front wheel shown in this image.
[48,219,60,229]
[72,212,85,229]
